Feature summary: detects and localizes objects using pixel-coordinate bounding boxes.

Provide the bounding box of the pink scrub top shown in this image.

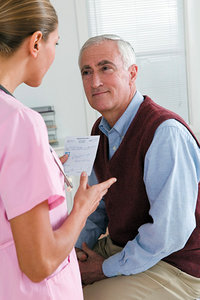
[0,89,83,300]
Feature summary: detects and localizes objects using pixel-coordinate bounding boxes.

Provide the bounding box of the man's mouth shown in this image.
[92,90,108,97]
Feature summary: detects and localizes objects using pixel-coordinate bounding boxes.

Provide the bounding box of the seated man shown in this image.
[76,34,200,300]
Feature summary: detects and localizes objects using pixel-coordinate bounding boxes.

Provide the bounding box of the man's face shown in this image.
[80,40,137,124]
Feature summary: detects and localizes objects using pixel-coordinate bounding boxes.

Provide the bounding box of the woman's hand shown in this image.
[73,172,117,218]
[59,154,68,164]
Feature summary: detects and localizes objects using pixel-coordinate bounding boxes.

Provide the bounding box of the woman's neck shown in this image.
[0,52,26,93]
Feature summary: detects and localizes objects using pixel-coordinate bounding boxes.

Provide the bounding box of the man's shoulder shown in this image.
[139,96,187,127]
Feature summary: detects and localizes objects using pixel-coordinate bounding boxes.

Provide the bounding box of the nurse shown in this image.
[0,1,116,299]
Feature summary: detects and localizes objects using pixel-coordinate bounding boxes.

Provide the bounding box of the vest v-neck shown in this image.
[104,98,147,164]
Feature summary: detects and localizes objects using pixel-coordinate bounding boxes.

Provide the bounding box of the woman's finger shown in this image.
[59,154,68,165]
[79,172,88,189]
[96,177,117,191]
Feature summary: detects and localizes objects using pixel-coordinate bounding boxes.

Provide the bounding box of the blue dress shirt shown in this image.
[76,91,200,277]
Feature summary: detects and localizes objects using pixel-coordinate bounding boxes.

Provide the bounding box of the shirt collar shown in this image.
[99,90,144,137]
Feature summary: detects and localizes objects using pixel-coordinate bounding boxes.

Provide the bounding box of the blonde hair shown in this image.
[0,0,58,56]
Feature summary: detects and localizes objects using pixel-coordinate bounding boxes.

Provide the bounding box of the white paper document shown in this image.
[63,136,100,176]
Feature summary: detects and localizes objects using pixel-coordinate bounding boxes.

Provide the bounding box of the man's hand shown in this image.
[78,242,107,285]
[75,247,88,262]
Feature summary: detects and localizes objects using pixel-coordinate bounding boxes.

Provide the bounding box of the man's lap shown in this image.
[83,260,200,300]
[84,236,200,300]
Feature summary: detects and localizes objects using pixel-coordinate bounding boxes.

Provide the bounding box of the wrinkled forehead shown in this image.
[80,40,123,68]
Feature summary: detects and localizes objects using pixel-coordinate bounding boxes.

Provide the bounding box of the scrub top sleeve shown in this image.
[0,107,66,220]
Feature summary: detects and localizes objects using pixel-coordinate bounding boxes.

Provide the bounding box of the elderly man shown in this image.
[75,34,200,300]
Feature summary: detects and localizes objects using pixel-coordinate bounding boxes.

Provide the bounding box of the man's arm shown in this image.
[102,120,200,277]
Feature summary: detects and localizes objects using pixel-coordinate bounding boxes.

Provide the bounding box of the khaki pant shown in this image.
[83,236,200,300]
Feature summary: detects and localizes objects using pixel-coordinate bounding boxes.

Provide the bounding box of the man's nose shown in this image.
[91,73,103,88]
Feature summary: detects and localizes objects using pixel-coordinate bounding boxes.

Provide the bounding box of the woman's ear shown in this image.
[29,31,43,58]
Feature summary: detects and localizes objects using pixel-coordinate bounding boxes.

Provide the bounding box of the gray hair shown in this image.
[78,34,136,70]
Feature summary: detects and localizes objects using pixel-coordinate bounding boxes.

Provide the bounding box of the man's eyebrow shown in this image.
[97,60,116,67]
[81,65,91,73]
[81,60,116,73]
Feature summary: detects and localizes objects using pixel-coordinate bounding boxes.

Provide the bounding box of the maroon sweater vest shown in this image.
[92,96,200,277]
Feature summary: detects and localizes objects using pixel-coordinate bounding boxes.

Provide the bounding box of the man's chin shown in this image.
[91,104,111,115]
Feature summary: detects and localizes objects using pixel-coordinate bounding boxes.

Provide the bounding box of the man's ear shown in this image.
[129,64,138,82]
[29,31,43,58]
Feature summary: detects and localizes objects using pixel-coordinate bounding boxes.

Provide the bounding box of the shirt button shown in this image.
[113,146,117,151]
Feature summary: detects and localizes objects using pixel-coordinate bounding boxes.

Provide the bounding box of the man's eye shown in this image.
[102,65,113,72]
[102,66,109,71]
[82,70,90,76]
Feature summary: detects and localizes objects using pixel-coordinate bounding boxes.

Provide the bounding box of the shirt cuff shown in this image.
[102,252,122,277]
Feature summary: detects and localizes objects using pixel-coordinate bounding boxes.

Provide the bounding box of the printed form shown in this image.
[63,136,100,176]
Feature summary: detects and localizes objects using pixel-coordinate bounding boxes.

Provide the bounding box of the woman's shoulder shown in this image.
[0,91,45,128]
